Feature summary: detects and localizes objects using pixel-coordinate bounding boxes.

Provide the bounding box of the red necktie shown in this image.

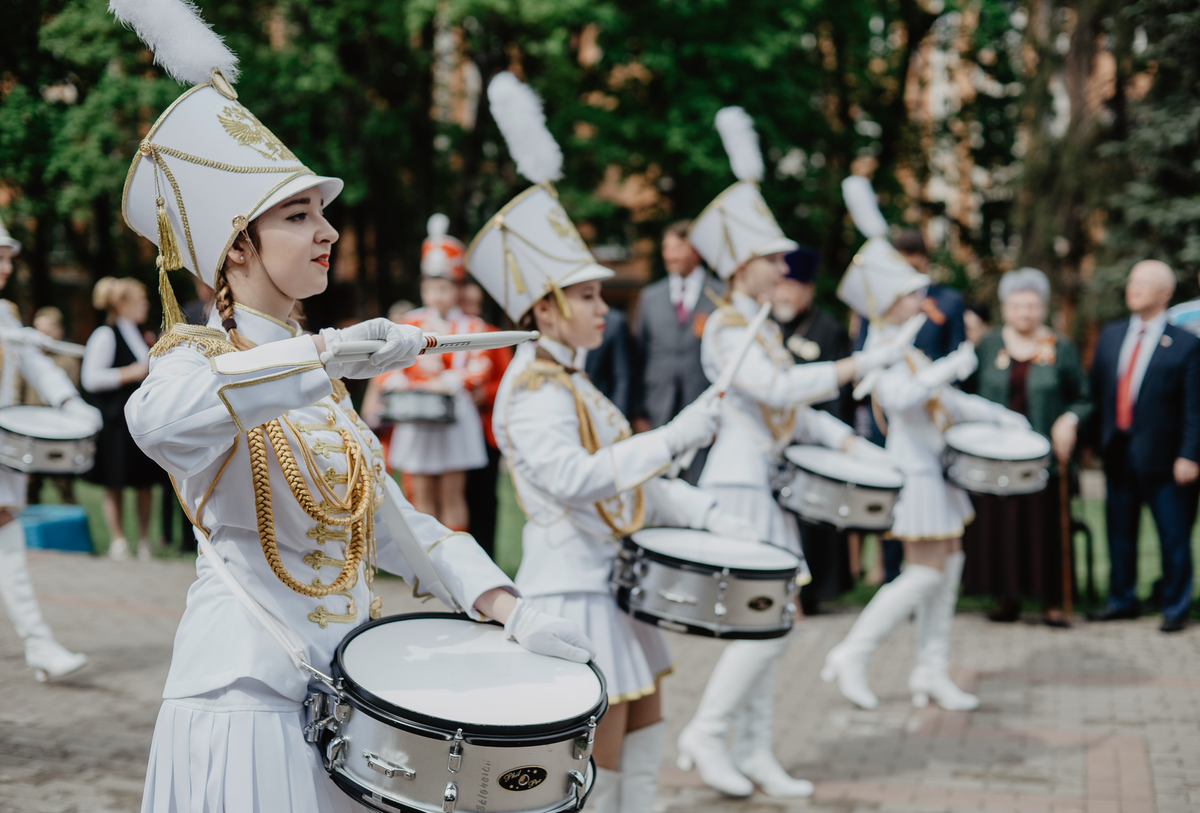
[1116,327,1145,431]
[675,299,688,324]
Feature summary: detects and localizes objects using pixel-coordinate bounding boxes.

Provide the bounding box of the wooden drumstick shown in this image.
[667,302,772,479]
[319,330,540,365]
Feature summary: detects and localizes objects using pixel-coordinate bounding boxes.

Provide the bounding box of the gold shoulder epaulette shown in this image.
[704,287,747,328]
[149,324,237,359]
[514,359,572,393]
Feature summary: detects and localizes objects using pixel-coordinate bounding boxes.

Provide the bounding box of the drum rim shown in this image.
[0,405,98,441]
[332,612,608,744]
[624,528,801,579]
[782,446,905,489]
[943,422,1051,462]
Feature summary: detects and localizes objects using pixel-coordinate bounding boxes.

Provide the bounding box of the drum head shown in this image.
[339,614,604,730]
[784,445,904,489]
[944,422,1050,461]
[629,528,801,572]
[0,406,95,440]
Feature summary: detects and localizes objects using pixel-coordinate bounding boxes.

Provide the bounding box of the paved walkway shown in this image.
[1,551,1197,813]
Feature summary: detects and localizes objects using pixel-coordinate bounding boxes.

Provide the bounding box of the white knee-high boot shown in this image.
[730,661,813,797]
[588,767,621,813]
[618,721,665,813]
[821,564,943,709]
[910,551,977,710]
[677,636,788,796]
[0,519,87,681]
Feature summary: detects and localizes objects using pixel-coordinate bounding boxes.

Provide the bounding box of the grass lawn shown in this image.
[48,472,1200,615]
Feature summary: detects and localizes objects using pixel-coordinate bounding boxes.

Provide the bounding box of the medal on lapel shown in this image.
[786,335,822,361]
[995,349,1011,370]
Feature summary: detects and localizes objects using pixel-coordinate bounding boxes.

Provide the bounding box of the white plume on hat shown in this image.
[109,0,239,86]
[714,106,764,183]
[841,176,889,239]
[427,213,450,238]
[487,72,563,185]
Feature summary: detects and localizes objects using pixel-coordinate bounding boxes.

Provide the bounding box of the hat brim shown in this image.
[720,237,800,280]
[0,238,20,257]
[559,263,615,290]
[254,174,344,225]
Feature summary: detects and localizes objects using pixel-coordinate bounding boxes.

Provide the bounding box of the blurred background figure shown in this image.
[181,278,214,327]
[379,215,492,532]
[81,277,157,560]
[23,307,81,506]
[388,299,416,323]
[772,247,853,614]
[583,307,633,415]
[460,281,511,559]
[631,220,723,484]
[963,300,992,346]
[961,268,1091,626]
[1088,260,1200,633]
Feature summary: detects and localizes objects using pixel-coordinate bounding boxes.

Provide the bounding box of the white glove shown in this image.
[915,341,977,390]
[319,319,424,380]
[851,315,925,374]
[504,598,596,663]
[61,397,102,432]
[844,436,894,468]
[995,409,1032,430]
[704,506,760,542]
[657,388,721,456]
[950,341,979,380]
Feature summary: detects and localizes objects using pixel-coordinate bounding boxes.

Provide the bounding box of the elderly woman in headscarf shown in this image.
[962,268,1092,626]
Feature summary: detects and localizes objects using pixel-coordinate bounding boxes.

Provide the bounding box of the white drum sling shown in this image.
[942,422,1051,496]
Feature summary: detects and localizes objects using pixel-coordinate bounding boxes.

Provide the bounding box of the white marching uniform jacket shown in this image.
[698,292,854,557]
[873,349,1012,540]
[125,306,512,703]
[494,338,717,598]
[0,301,79,509]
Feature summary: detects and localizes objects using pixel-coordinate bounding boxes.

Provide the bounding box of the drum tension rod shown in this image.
[443,781,458,813]
[447,729,464,773]
[574,716,597,760]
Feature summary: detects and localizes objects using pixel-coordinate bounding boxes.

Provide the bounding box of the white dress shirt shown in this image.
[668,267,706,315]
[81,318,151,393]
[1117,311,1168,406]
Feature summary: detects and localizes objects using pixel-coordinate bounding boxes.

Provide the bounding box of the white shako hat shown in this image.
[112,0,342,294]
[836,175,929,320]
[688,107,798,281]
[0,220,20,256]
[465,72,611,322]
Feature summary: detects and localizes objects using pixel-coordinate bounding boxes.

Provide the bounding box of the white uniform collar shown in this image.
[730,290,763,320]
[207,303,301,345]
[537,336,582,368]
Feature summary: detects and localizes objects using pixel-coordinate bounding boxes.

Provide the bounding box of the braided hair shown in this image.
[212,221,260,351]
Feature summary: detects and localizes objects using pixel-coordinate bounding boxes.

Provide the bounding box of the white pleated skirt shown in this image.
[527,592,672,704]
[389,390,487,475]
[889,470,975,541]
[141,700,366,813]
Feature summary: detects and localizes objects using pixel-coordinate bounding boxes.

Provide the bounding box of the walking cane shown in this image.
[1059,450,1073,624]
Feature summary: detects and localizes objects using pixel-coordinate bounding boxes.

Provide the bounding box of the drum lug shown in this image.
[325,735,348,768]
[447,728,464,773]
[335,702,352,724]
[364,750,416,780]
[574,716,597,760]
[714,572,729,619]
[304,692,338,742]
[442,781,458,813]
[568,769,586,810]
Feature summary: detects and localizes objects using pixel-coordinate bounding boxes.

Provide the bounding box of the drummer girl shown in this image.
[674,109,907,799]
[821,176,1030,712]
[0,220,100,682]
[375,214,492,531]
[111,10,593,810]
[475,72,754,813]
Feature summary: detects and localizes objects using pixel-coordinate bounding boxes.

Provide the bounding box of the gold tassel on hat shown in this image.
[499,225,527,295]
[548,278,573,320]
[155,196,184,272]
[157,265,186,333]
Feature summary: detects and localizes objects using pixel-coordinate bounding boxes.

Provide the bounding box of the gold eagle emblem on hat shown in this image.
[218,105,297,162]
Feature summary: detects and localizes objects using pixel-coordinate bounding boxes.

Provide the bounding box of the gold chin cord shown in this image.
[247,420,378,598]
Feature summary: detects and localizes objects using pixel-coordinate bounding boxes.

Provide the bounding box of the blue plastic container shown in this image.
[21,504,94,553]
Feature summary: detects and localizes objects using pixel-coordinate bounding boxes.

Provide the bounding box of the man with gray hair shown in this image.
[1089,260,1200,632]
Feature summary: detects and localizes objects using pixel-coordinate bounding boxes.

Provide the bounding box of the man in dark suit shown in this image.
[631,220,723,483]
[584,308,633,416]
[1089,260,1200,632]
[774,248,854,613]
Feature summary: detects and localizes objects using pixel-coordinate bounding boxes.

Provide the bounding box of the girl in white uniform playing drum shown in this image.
[109,8,593,811]
[674,109,909,798]
[474,73,756,813]
[821,177,1030,712]
[0,220,101,683]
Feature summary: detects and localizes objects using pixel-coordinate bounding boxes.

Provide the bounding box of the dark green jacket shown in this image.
[970,329,1093,439]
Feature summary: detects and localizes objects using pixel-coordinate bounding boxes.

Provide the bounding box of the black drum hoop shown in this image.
[614,590,792,640]
[332,612,608,747]
[621,530,800,581]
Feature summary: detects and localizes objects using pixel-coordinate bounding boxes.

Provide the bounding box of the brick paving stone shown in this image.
[2,552,1199,812]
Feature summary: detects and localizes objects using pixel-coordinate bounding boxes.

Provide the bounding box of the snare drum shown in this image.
[612,528,801,639]
[310,613,605,813]
[381,390,457,425]
[775,445,904,531]
[0,406,97,475]
[943,422,1051,496]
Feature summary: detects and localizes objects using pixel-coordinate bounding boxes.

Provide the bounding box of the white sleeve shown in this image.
[505,383,674,507]
[794,406,854,449]
[19,342,80,407]
[642,476,717,529]
[705,319,839,409]
[80,326,123,393]
[873,362,937,414]
[124,336,334,479]
[372,475,514,620]
[940,387,1017,424]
